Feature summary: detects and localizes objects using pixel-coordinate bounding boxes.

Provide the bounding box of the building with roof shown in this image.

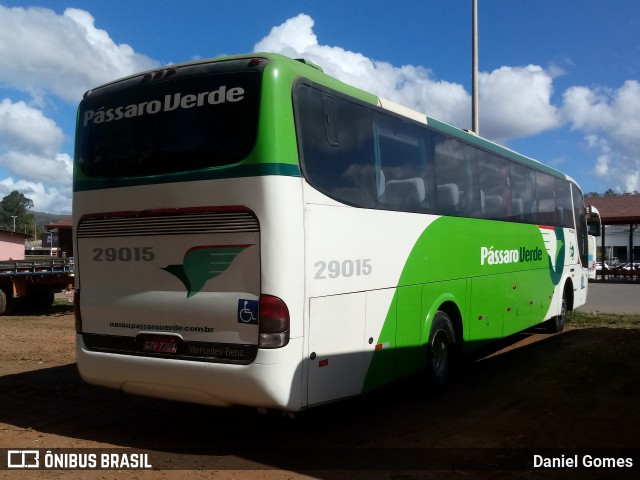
[0,230,31,260]
[584,195,640,267]
[45,217,73,258]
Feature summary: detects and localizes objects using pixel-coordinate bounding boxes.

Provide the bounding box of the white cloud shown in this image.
[254,14,561,139]
[0,99,72,185]
[0,6,159,213]
[254,14,470,127]
[0,98,73,212]
[0,151,72,186]
[0,5,159,103]
[0,177,71,215]
[478,65,562,141]
[255,13,318,56]
[0,99,63,157]
[563,80,640,191]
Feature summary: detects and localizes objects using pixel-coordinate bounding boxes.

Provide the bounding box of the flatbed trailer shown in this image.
[0,257,74,315]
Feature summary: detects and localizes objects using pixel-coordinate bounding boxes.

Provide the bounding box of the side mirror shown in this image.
[587,205,601,236]
[588,216,601,237]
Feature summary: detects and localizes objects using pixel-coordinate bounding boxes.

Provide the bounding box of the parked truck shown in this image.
[0,257,74,315]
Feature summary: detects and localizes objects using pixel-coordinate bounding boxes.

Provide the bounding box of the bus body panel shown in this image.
[76,335,305,410]
[302,181,589,401]
[74,175,307,408]
[75,174,305,333]
[303,185,435,297]
[307,292,368,404]
[77,226,260,343]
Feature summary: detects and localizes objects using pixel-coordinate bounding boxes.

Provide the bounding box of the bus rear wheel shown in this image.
[426,310,457,386]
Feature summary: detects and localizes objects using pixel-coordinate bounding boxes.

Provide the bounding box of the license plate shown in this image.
[140,335,179,354]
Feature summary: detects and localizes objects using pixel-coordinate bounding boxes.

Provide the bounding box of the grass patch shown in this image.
[568,310,640,329]
[53,298,74,307]
[48,299,74,315]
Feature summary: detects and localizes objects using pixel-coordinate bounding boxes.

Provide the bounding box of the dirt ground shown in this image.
[1,304,639,479]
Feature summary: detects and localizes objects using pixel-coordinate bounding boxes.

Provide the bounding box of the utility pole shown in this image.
[472,0,479,135]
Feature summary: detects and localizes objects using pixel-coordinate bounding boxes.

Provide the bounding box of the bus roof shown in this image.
[81,52,578,189]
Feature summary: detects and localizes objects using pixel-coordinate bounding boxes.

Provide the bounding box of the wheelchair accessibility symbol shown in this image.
[237,299,259,324]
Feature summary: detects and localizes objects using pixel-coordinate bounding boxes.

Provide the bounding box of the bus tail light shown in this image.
[74,289,82,334]
[258,295,290,349]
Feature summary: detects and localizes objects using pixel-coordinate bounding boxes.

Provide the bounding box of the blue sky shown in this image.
[0,0,639,213]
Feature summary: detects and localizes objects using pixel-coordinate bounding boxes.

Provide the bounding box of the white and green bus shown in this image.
[73,53,599,411]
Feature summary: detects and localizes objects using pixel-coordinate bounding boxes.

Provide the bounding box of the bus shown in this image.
[73,53,600,411]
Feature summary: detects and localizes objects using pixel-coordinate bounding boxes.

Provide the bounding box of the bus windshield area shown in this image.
[76,69,261,178]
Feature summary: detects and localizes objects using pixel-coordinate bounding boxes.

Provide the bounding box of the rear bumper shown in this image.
[76,335,304,411]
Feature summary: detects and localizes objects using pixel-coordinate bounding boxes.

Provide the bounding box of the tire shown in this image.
[546,292,567,333]
[0,288,15,316]
[426,310,457,385]
[0,289,7,316]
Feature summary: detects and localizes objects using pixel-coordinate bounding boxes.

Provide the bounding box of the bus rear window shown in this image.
[77,69,261,178]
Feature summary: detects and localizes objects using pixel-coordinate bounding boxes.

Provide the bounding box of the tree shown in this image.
[0,191,35,233]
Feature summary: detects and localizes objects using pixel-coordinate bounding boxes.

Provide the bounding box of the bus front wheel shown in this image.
[546,292,568,333]
[426,310,457,386]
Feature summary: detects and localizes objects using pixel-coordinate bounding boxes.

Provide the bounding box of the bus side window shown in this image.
[535,171,556,225]
[437,183,460,214]
[510,162,536,223]
[433,137,469,216]
[477,152,509,220]
[373,116,429,212]
[296,84,377,208]
[555,178,574,228]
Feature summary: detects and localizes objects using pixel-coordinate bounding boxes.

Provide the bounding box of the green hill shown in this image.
[31,211,71,227]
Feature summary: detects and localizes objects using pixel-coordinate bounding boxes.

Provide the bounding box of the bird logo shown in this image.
[539,226,565,286]
[162,244,253,297]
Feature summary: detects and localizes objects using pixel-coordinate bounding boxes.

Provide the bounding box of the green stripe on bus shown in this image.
[363,216,560,392]
[73,162,302,192]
